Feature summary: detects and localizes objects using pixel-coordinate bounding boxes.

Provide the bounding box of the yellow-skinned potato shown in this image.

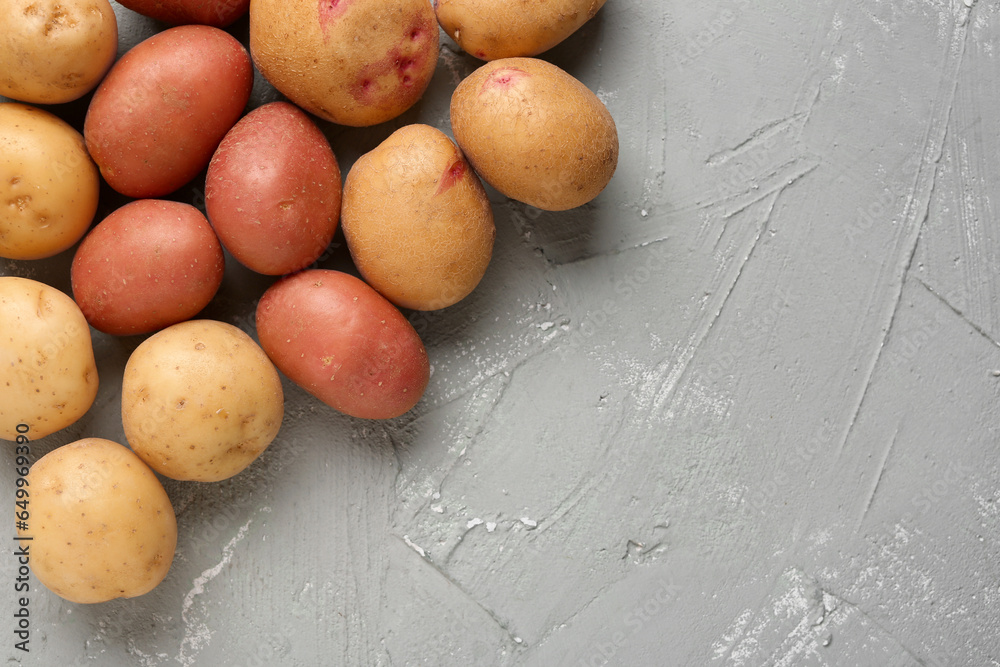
[450,57,618,211]
[20,438,177,604]
[0,0,118,104]
[249,0,439,127]
[436,0,606,61]
[342,124,495,311]
[0,103,100,260]
[0,277,99,441]
[121,320,284,482]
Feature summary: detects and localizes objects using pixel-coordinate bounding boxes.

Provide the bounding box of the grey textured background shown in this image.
[2,0,1000,665]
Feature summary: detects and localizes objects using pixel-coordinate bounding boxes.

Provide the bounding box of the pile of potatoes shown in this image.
[0,0,617,604]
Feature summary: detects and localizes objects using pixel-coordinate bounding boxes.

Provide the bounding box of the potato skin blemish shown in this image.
[435,159,467,195]
[250,0,439,126]
[480,66,529,95]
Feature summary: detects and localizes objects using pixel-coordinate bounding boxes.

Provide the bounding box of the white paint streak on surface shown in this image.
[177,519,253,667]
[402,535,427,559]
[835,0,973,460]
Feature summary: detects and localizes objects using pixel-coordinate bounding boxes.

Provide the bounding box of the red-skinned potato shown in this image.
[116,0,251,28]
[205,102,342,276]
[249,0,439,127]
[71,200,225,336]
[84,25,253,198]
[342,124,494,311]
[256,270,429,420]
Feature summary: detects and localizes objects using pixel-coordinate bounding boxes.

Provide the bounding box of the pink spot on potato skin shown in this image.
[435,159,466,195]
[480,67,529,95]
[350,78,376,104]
[348,16,434,106]
[318,0,349,36]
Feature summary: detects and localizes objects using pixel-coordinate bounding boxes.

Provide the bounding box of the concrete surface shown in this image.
[2,0,1000,665]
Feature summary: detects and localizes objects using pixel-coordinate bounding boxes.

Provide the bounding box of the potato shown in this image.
[116,0,250,27]
[0,277,98,441]
[255,269,429,419]
[249,0,439,127]
[205,101,341,275]
[121,320,284,482]
[436,0,606,61]
[20,438,177,604]
[84,25,254,198]
[0,103,100,260]
[342,124,494,310]
[450,57,618,211]
[0,0,118,104]
[71,200,225,336]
